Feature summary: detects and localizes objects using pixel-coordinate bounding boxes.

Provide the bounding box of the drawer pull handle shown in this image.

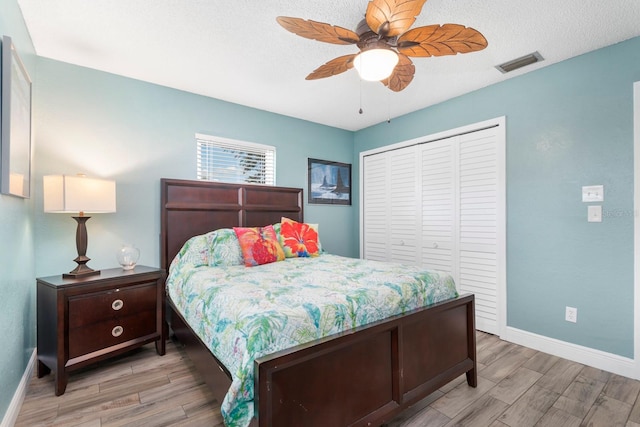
[112,326,124,337]
[112,299,124,311]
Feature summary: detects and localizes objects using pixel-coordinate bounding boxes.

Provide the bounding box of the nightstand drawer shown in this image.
[68,282,158,328]
[68,309,157,358]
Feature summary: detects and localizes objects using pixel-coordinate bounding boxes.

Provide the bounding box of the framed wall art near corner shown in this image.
[1,35,32,198]
[308,158,351,205]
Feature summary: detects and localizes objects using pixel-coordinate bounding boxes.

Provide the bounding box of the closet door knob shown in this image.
[112,326,124,337]
[112,299,124,311]
[433,243,439,249]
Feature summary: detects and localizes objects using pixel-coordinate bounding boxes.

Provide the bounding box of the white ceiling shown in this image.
[17,0,640,131]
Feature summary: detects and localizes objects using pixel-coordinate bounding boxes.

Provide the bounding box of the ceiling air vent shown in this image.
[495,51,544,74]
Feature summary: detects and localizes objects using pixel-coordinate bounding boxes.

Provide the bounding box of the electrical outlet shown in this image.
[565,306,577,323]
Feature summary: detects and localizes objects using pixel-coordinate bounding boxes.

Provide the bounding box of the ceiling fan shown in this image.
[277,0,488,92]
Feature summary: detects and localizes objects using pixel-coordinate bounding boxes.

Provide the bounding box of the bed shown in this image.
[160,178,477,427]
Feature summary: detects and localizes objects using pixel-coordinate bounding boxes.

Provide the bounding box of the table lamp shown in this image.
[43,174,116,278]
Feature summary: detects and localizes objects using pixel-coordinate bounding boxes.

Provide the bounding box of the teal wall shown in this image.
[0,0,37,420]
[33,58,356,278]
[354,36,640,358]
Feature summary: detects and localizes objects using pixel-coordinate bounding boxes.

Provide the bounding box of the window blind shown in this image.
[196,134,275,185]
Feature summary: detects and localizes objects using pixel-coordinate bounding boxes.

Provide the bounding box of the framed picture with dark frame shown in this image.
[1,35,32,198]
[308,158,351,205]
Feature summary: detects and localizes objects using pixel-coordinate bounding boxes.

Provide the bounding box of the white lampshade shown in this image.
[43,175,116,214]
[353,49,399,81]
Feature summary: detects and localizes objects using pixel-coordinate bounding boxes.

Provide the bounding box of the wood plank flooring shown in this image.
[15,332,640,426]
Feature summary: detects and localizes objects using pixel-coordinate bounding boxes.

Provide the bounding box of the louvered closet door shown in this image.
[362,154,389,261]
[389,147,419,264]
[363,147,419,263]
[420,140,456,275]
[458,128,501,334]
[361,122,504,335]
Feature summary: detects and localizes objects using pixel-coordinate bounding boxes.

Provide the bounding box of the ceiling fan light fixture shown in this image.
[277,0,488,92]
[353,48,399,81]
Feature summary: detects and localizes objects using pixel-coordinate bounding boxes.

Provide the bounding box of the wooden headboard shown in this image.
[160,178,304,272]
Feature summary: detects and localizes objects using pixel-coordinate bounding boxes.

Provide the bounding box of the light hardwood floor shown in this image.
[15,332,640,426]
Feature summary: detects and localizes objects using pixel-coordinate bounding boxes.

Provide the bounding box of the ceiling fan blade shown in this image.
[306,54,357,80]
[397,24,488,57]
[365,0,428,37]
[381,54,415,92]
[276,16,359,45]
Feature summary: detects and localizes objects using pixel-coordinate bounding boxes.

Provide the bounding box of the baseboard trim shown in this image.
[1,349,36,427]
[502,326,638,380]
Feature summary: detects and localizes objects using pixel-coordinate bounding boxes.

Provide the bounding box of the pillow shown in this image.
[173,234,210,268]
[233,225,285,267]
[206,228,244,266]
[279,217,320,258]
[272,221,282,239]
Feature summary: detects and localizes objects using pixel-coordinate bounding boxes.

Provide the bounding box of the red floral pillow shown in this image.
[233,225,285,267]
[279,217,320,258]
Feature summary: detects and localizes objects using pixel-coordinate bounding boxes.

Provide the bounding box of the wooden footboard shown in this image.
[168,293,475,427]
[254,294,476,427]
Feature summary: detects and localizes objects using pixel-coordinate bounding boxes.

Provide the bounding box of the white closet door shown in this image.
[458,127,501,334]
[389,147,419,264]
[363,147,419,263]
[420,140,457,275]
[362,154,389,261]
[361,120,505,336]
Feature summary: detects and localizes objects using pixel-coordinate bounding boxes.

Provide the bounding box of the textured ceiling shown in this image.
[17,0,640,131]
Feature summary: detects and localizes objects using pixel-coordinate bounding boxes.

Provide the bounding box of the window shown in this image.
[196,134,275,185]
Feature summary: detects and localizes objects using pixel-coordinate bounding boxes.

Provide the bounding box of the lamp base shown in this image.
[64,216,101,279]
[63,264,101,279]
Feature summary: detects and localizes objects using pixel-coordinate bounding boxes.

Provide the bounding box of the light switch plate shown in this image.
[588,205,602,222]
[582,185,604,202]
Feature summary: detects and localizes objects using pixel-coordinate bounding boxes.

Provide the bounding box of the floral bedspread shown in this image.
[167,249,458,427]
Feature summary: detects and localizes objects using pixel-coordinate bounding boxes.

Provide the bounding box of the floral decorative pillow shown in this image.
[279,217,320,258]
[206,228,244,266]
[272,222,282,239]
[233,225,285,267]
[173,234,210,268]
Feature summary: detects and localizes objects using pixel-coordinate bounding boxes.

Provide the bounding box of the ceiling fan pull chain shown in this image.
[359,77,363,114]
[387,89,391,123]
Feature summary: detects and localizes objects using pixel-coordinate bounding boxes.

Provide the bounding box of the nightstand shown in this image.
[36,265,166,395]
